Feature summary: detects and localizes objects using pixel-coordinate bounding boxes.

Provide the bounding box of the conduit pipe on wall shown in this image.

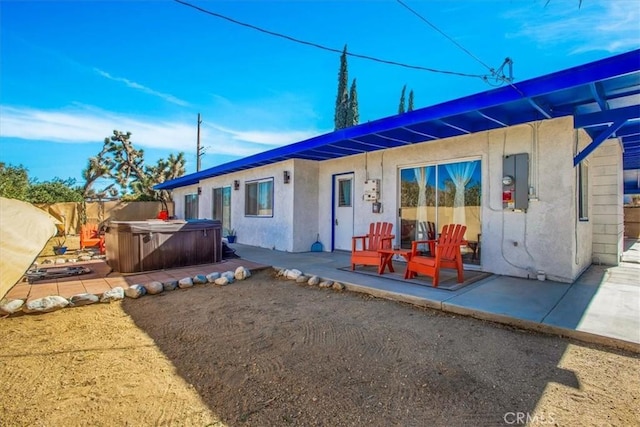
[527,122,540,199]
[521,123,540,269]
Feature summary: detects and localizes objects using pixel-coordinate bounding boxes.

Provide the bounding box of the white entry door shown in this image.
[333,173,354,251]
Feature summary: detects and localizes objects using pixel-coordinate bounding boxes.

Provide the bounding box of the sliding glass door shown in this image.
[399,159,481,265]
[212,186,231,235]
[399,165,437,249]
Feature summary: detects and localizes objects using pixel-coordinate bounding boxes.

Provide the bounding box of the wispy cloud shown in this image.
[0,104,322,159]
[94,68,190,107]
[506,1,640,54]
[207,91,322,130]
[209,124,317,146]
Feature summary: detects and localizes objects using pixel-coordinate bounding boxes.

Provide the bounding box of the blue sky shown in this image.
[1,0,639,184]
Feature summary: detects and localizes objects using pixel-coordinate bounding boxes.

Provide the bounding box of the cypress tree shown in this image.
[347,78,359,127]
[408,89,415,112]
[334,45,349,130]
[398,85,406,114]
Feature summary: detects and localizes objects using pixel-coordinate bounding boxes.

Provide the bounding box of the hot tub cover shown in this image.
[107,219,219,233]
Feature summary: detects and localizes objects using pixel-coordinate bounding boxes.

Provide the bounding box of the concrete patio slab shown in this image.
[544,281,640,344]
[441,275,572,323]
[600,263,640,287]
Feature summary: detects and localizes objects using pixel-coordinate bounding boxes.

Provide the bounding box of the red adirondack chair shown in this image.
[351,222,394,271]
[80,223,105,254]
[404,223,467,287]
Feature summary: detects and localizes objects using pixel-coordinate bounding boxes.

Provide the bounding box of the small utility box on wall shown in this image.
[502,153,529,211]
[363,179,379,201]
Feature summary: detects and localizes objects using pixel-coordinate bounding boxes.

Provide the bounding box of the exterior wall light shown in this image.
[234,180,240,190]
[283,170,291,184]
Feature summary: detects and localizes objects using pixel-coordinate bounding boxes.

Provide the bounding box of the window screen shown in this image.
[245,178,273,217]
[184,194,198,220]
[578,162,589,221]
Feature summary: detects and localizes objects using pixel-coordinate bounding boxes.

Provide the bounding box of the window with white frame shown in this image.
[184,194,198,220]
[245,178,273,217]
[578,161,589,221]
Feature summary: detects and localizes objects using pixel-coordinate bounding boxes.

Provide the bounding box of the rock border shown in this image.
[274,267,345,291]
[0,266,252,316]
[2,264,347,317]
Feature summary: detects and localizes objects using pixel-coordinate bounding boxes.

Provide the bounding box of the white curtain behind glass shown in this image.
[413,166,431,240]
[444,161,477,225]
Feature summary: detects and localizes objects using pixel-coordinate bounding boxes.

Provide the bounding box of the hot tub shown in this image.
[105,219,222,273]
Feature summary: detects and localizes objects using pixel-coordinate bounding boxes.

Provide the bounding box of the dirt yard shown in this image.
[1,269,638,426]
[35,234,91,265]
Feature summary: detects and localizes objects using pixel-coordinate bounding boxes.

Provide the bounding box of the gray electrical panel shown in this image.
[502,153,529,211]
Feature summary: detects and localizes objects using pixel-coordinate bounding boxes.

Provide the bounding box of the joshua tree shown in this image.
[83,130,185,202]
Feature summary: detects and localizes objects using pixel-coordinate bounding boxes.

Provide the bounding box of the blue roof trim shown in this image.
[156,49,640,191]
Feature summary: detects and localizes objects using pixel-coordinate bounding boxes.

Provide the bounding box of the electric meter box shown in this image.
[502,153,529,211]
[363,179,379,202]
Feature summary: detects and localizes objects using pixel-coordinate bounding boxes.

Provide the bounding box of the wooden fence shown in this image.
[36,201,174,235]
[625,206,640,238]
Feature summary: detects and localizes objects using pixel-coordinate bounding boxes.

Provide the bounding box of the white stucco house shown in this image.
[156,49,640,283]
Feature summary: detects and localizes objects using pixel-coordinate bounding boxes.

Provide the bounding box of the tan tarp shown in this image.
[35,202,79,235]
[35,201,174,235]
[0,197,59,299]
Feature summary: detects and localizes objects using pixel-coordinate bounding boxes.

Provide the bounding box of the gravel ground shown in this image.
[1,269,638,426]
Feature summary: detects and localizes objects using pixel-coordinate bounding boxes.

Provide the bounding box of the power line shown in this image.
[396,0,494,73]
[396,0,513,85]
[173,0,487,80]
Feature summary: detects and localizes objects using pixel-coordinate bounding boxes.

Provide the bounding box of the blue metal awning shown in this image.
[157,49,640,192]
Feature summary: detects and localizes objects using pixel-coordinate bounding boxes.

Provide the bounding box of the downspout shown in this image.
[574,129,582,267]
[528,122,539,199]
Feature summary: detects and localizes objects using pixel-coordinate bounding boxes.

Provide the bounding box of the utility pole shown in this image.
[196,113,203,171]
